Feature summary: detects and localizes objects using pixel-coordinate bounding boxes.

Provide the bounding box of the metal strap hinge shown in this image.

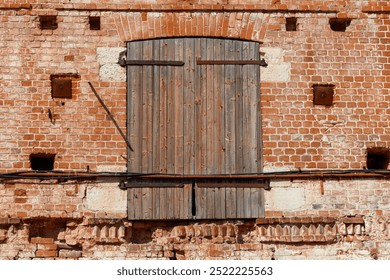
[196,58,268,67]
[122,60,185,66]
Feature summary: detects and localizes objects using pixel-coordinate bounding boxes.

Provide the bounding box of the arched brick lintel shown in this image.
[114,12,268,43]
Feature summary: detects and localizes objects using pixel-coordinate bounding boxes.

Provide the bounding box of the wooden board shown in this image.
[195,181,265,219]
[127,183,192,220]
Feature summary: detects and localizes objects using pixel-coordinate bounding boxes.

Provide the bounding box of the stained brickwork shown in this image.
[1,0,390,259]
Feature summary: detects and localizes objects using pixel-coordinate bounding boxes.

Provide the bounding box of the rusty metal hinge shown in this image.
[121,60,185,66]
[196,58,268,67]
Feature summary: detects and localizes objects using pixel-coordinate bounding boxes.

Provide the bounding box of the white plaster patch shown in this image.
[96,47,126,81]
[265,187,305,211]
[260,47,291,82]
[269,179,293,188]
[99,64,126,81]
[96,165,127,172]
[85,183,127,212]
[97,47,126,64]
[263,165,297,172]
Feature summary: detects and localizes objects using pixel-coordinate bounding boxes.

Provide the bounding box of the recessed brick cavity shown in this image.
[286,17,297,31]
[51,75,73,99]
[30,153,56,171]
[39,16,58,30]
[89,16,101,30]
[312,84,335,106]
[329,18,351,32]
[366,148,390,170]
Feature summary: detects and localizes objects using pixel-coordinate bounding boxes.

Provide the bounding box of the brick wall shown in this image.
[1,0,390,259]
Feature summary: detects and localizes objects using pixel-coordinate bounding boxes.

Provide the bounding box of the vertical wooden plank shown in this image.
[141,40,154,173]
[243,41,261,173]
[184,184,192,219]
[134,187,143,219]
[255,44,262,173]
[152,186,160,219]
[184,184,194,219]
[174,38,185,175]
[127,41,143,173]
[183,38,196,175]
[206,187,215,219]
[159,187,167,219]
[242,187,251,218]
[224,40,237,174]
[242,41,252,173]
[175,185,182,219]
[213,39,225,174]
[166,39,176,174]
[249,186,260,217]
[166,187,173,219]
[259,188,265,217]
[234,40,244,173]
[159,39,168,174]
[214,185,226,219]
[127,188,135,219]
[141,187,153,219]
[194,38,208,175]
[195,183,206,219]
[205,38,215,174]
[152,39,161,173]
[172,186,186,219]
[225,187,237,218]
[236,186,244,218]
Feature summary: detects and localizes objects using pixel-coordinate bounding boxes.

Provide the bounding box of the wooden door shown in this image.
[126,38,263,219]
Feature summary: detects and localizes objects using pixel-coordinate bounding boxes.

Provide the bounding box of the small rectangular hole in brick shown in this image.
[366,148,390,170]
[30,153,56,171]
[313,84,335,106]
[329,18,352,32]
[89,16,101,30]
[51,75,72,99]
[39,16,58,30]
[286,17,297,31]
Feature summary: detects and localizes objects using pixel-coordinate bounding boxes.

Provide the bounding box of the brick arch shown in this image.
[114,12,268,42]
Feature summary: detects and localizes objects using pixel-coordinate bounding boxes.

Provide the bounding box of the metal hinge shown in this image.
[196,58,268,67]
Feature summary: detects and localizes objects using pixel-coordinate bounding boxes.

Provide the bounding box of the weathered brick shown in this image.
[35,250,58,258]
[58,250,82,259]
[31,238,55,244]
[37,244,58,251]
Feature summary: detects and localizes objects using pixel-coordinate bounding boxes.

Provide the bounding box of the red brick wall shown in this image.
[1,1,389,171]
[1,0,390,259]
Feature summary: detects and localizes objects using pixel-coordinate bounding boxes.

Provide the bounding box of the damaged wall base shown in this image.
[0,216,387,260]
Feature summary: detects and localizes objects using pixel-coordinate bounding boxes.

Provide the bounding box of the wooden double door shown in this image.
[126,38,264,219]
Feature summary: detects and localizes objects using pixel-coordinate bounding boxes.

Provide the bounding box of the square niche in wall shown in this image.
[366,147,390,170]
[39,15,58,30]
[312,84,335,106]
[50,75,74,99]
[286,17,298,31]
[89,16,101,30]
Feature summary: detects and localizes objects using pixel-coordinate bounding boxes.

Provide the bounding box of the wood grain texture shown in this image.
[127,38,261,175]
[126,38,263,220]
